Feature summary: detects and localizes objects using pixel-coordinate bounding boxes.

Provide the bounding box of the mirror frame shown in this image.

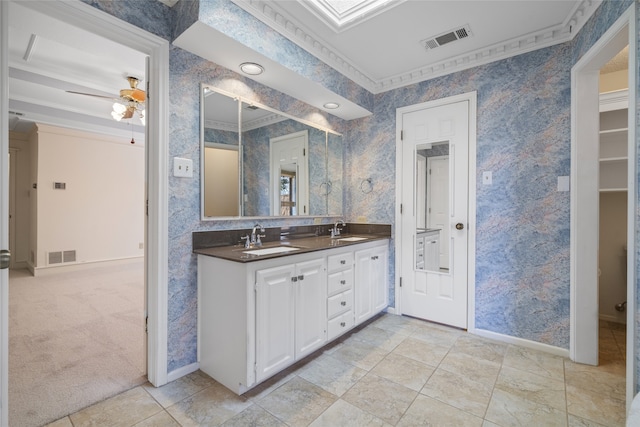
[200,84,343,221]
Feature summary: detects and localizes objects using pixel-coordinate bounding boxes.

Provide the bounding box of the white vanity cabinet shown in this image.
[355,244,389,324]
[197,238,388,395]
[255,258,326,382]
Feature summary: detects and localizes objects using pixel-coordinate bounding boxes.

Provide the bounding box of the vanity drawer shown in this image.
[327,269,353,295]
[327,288,353,318]
[328,311,354,340]
[328,252,353,272]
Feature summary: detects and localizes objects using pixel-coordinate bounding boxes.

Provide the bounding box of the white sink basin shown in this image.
[338,237,368,242]
[243,246,301,256]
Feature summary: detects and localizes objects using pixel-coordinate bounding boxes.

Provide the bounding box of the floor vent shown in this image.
[420,25,472,51]
[48,251,63,265]
[47,250,77,265]
[63,250,76,263]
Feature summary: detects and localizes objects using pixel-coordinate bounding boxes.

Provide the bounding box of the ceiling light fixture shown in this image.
[112,101,145,126]
[240,62,265,75]
[323,102,340,109]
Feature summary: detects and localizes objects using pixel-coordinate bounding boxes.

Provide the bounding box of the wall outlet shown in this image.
[139,242,144,249]
[357,216,367,223]
[557,176,570,192]
[173,157,193,178]
[313,217,322,225]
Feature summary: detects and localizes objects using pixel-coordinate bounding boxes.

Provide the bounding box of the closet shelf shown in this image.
[600,188,627,193]
[599,157,628,163]
[599,127,628,135]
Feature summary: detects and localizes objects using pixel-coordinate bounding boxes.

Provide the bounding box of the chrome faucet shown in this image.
[251,223,265,246]
[331,220,345,238]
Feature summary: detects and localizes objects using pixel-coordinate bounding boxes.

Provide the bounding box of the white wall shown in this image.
[599,191,627,323]
[8,129,32,268]
[33,124,144,271]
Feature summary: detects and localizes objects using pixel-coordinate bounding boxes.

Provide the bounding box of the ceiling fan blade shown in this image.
[66,90,119,101]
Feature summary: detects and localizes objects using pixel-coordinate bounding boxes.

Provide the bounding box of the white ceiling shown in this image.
[7,0,620,132]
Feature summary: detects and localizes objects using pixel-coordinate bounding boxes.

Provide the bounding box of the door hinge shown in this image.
[145,316,148,333]
[429,169,432,175]
[303,148,306,156]
[399,277,403,287]
[146,199,149,216]
[401,130,404,140]
[400,204,403,214]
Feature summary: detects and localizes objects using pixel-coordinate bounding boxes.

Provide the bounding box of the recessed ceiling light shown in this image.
[240,62,264,75]
[323,102,340,109]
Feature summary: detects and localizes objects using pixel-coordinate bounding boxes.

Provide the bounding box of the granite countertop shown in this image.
[194,233,389,263]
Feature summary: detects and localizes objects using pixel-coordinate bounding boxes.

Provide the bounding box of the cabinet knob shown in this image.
[456,223,464,230]
[340,260,346,265]
[291,277,298,282]
[371,256,378,260]
[298,275,304,281]
[340,280,346,285]
[341,301,346,306]
[340,322,346,327]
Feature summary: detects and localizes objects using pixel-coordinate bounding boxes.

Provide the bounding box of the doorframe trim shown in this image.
[3,0,170,389]
[570,4,635,409]
[394,91,477,331]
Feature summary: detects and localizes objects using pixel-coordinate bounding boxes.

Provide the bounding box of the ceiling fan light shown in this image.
[113,102,127,114]
[111,110,123,121]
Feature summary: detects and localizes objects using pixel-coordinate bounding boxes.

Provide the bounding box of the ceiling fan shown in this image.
[67,75,146,125]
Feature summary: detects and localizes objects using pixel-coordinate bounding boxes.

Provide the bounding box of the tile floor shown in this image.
[46,314,627,427]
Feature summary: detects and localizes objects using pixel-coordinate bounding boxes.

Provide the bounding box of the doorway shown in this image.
[395,92,477,330]
[1,0,170,425]
[570,4,636,408]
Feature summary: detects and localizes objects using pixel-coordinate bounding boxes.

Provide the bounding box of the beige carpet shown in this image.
[8,259,147,427]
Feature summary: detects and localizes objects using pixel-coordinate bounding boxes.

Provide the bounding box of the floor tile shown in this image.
[166,382,252,427]
[328,338,389,371]
[308,399,392,427]
[420,368,492,417]
[133,411,181,426]
[567,414,609,427]
[219,404,286,427]
[495,365,566,411]
[256,377,336,427]
[297,353,368,396]
[371,352,435,391]
[45,418,73,427]
[566,384,626,427]
[346,324,408,351]
[438,350,501,386]
[144,371,217,408]
[410,322,461,348]
[392,337,450,367]
[371,314,421,335]
[502,345,565,381]
[485,388,567,427]
[452,334,508,363]
[564,360,625,399]
[396,394,483,427]
[69,386,163,427]
[342,373,418,425]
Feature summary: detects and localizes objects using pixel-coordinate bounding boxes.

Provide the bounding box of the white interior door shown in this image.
[270,130,308,216]
[400,100,469,329]
[1,1,9,423]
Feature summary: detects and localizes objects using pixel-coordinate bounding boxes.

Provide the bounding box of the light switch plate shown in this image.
[482,171,492,185]
[557,176,570,192]
[174,157,193,178]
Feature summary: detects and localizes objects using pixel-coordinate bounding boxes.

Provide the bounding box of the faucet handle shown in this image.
[241,235,251,248]
[256,233,265,246]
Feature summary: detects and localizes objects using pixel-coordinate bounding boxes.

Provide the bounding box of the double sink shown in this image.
[242,236,369,256]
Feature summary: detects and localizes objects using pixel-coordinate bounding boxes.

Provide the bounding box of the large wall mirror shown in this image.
[201,85,343,219]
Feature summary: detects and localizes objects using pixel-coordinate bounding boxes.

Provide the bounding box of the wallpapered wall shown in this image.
[84,0,637,381]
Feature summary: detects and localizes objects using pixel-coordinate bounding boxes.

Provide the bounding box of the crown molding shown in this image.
[232,0,601,94]
[599,88,628,112]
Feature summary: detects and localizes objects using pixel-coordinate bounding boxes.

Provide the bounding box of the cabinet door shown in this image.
[354,249,374,324]
[295,259,327,358]
[256,264,295,382]
[371,245,388,313]
[355,244,388,324]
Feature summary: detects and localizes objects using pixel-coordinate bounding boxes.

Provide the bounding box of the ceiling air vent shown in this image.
[420,25,472,51]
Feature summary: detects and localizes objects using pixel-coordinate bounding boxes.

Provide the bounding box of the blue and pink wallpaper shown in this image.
[82,0,639,386]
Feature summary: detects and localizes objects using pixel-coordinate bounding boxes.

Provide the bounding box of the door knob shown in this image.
[0,250,10,270]
[455,223,464,230]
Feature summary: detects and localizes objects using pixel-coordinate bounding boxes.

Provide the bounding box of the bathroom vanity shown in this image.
[194,226,389,395]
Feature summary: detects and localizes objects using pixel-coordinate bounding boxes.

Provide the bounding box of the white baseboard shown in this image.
[166,362,199,383]
[472,328,570,358]
[32,256,143,276]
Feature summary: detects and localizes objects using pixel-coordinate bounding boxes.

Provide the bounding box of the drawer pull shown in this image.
[340,322,346,327]
[340,260,346,265]
[341,301,346,306]
[371,255,379,260]
[340,280,346,285]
